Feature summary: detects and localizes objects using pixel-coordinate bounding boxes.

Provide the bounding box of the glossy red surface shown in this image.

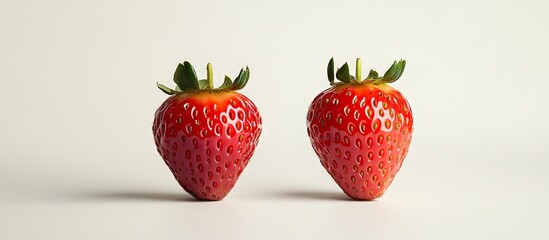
[307,84,413,200]
[153,92,262,200]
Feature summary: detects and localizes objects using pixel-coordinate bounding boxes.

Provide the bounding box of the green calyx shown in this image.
[157,61,251,95]
[327,57,406,86]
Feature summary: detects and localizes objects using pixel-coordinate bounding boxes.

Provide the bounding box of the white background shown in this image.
[1,0,548,239]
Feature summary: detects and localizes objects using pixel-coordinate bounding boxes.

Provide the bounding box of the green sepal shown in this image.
[219,75,233,89]
[157,82,176,95]
[382,59,406,83]
[232,68,246,89]
[241,66,250,87]
[158,61,252,94]
[327,58,335,84]
[326,58,407,86]
[183,61,200,89]
[366,69,379,80]
[336,62,352,83]
[198,79,209,89]
[173,63,186,90]
[173,62,200,91]
[232,67,250,90]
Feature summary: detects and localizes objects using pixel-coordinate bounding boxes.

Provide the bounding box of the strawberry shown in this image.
[153,61,262,200]
[306,58,413,200]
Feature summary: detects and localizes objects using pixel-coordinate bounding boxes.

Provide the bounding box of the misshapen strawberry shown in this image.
[307,58,413,200]
[154,62,261,200]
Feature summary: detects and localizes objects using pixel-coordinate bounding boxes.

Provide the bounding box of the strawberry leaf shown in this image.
[219,75,233,89]
[182,61,200,89]
[383,60,406,83]
[336,63,352,83]
[324,58,407,86]
[198,79,209,89]
[232,67,250,90]
[173,62,200,91]
[242,66,250,86]
[327,58,335,84]
[161,61,253,94]
[173,63,186,90]
[157,82,176,95]
[232,68,246,90]
[394,59,406,81]
[366,69,379,80]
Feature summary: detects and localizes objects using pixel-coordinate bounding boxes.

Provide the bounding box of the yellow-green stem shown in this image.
[206,63,213,89]
[356,58,362,82]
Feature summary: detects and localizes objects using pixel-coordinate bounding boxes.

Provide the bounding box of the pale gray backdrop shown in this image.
[1,0,548,239]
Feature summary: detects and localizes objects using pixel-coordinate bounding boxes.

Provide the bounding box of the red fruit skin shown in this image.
[153,92,262,200]
[307,84,413,200]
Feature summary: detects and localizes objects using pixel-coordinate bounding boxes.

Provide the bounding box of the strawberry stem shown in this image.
[356,58,362,82]
[207,63,214,89]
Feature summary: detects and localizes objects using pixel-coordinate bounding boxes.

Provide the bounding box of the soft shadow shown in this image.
[274,190,354,201]
[82,192,198,202]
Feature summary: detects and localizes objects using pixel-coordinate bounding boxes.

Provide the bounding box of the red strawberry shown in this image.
[307,58,413,200]
[153,62,262,200]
